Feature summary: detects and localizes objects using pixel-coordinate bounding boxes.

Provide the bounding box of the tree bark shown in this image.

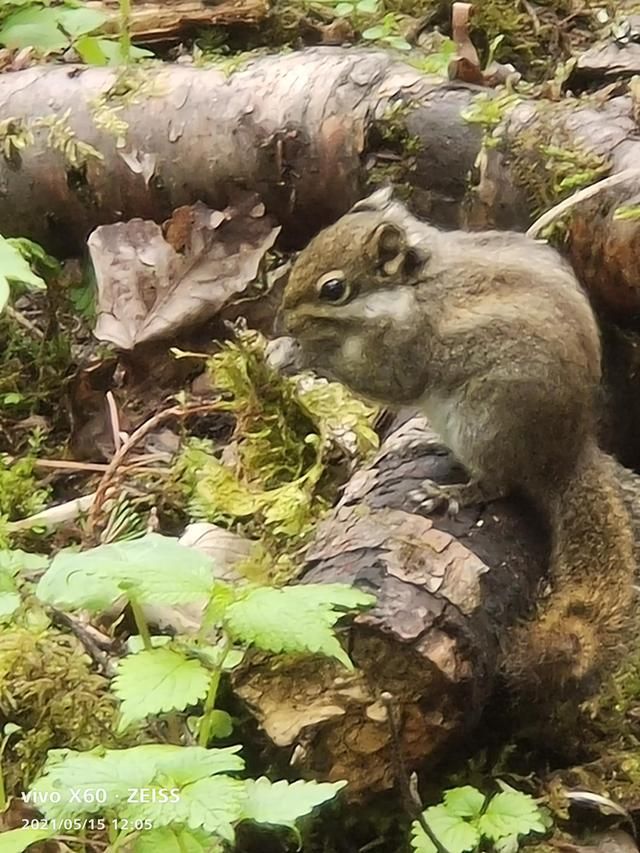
[0,49,481,255]
[1,47,639,318]
[85,0,269,42]
[234,414,548,795]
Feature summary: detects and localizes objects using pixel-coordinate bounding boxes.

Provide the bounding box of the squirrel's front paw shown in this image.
[407,480,462,516]
[407,479,498,517]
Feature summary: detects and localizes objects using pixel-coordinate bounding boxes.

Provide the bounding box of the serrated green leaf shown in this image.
[444,786,486,818]
[30,745,244,819]
[423,805,481,853]
[0,827,54,853]
[0,7,69,52]
[36,533,214,611]
[478,790,546,841]
[121,775,247,840]
[224,584,374,668]
[113,648,211,731]
[411,822,437,853]
[241,778,346,828]
[132,826,221,853]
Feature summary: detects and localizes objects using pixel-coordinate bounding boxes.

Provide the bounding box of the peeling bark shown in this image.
[234,415,547,795]
[85,0,269,41]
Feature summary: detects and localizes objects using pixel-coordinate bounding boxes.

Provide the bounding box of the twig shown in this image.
[7,493,96,531]
[105,390,124,452]
[381,692,452,853]
[526,167,640,239]
[5,305,45,339]
[49,608,116,676]
[32,454,171,474]
[87,401,221,536]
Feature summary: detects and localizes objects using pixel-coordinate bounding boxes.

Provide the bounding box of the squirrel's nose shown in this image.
[265,336,302,375]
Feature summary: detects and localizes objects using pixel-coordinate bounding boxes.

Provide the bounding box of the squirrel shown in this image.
[280,186,636,700]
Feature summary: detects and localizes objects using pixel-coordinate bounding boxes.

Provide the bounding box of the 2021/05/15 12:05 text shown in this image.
[21,819,154,831]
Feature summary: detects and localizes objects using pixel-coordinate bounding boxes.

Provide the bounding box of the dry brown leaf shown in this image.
[89,192,280,349]
[448,2,484,84]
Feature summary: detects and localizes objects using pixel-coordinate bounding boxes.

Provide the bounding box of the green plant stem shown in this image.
[198,669,223,748]
[130,599,152,651]
[119,0,131,63]
[198,636,230,747]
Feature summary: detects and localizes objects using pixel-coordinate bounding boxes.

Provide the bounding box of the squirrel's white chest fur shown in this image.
[420,391,480,475]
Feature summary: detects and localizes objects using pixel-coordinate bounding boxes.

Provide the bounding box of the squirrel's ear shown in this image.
[350,186,394,214]
[366,222,425,282]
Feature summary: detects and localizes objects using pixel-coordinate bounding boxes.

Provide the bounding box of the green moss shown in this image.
[173,330,378,579]
[0,314,72,426]
[0,619,131,792]
[506,109,609,218]
[366,101,421,197]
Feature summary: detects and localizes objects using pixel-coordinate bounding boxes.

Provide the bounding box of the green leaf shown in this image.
[0,591,20,623]
[0,236,46,314]
[36,533,214,611]
[411,823,437,853]
[133,826,222,853]
[30,744,244,820]
[80,36,153,65]
[121,775,247,841]
[127,635,172,653]
[113,648,211,731]
[0,7,69,52]
[241,778,346,828]
[361,24,385,39]
[224,583,374,668]
[204,710,234,740]
[0,827,54,853]
[74,33,110,65]
[0,549,47,576]
[444,786,486,818]
[56,7,107,37]
[356,0,379,12]
[334,2,354,15]
[423,804,481,853]
[478,789,546,842]
[383,35,411,50]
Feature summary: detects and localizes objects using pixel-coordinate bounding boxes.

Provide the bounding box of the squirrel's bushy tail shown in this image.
[502,442,636,698]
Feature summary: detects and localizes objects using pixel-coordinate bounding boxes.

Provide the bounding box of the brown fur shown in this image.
[282,188,636,700]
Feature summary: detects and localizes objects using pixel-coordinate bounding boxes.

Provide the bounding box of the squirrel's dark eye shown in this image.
[320,279,346,301]
[317,274,350,304]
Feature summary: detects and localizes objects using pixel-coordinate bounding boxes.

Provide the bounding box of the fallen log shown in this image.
[232,409,640,794]
[85,0,269,42]
[1,47,640,323]
[233,414,548,795]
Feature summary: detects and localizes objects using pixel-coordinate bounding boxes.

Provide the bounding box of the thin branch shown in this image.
[526,167,640,239]
[86,400,221,537]
[381,692,452,853]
